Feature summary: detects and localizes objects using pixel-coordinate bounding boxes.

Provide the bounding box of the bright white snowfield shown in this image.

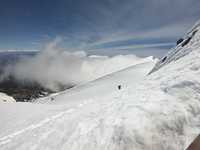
[1,21,200,150]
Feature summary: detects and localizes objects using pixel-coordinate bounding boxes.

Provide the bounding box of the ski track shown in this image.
[0,99,94,147]
[0,90,125,150]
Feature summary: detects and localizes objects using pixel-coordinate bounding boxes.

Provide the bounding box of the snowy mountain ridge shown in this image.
[1,21,200,150]
[149,20,200,74]
[35,56,156,104]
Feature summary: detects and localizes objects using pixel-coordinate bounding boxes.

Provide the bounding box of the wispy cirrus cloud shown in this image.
[0,0,200,56]
[55,0,200,56]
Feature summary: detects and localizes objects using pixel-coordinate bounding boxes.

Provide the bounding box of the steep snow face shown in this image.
[150,21,200,74]
[0,93,15,103]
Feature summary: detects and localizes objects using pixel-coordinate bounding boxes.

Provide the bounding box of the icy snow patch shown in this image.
[0,93,15,103]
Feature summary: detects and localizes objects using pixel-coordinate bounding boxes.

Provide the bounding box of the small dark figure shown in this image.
[118,85,121,90]
[50,97,54,101]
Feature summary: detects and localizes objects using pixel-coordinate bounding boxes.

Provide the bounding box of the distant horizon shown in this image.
[0,40,175,58]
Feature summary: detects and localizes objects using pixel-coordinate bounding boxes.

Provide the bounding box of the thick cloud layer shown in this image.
[0,41,155,91]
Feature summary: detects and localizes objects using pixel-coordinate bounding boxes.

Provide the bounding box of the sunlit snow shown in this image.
[1,21,200,150]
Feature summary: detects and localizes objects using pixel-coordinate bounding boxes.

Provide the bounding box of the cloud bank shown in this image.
[0,40,155,91]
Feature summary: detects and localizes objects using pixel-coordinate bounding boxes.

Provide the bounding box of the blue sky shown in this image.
[0,0,200,57]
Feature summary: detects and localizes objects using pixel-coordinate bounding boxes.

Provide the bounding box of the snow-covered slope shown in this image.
[0,57,156,149]
[35,56,155,104]
[1,21,200,150]
[0,93,15,103]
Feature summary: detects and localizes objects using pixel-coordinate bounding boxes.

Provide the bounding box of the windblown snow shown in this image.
[1,21,200,150]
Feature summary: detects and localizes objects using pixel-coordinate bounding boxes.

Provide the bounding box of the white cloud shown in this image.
[88,22,193,48]
[0,39,154,91]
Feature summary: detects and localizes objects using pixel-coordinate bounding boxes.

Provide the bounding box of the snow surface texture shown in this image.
[1,21,200,150]
[0,93,15,103]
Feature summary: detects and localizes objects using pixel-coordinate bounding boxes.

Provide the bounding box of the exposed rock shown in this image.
[0,76,53,102]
